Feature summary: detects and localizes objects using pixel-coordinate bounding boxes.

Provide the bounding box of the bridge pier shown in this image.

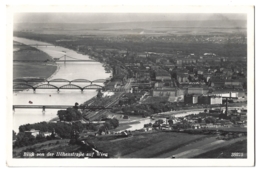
[13,106,15,112]
[33,89,36,93]
[42,106,46,114]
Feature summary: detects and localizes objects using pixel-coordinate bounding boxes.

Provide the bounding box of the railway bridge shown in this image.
[13,78,108,85]
[13,83,104,93]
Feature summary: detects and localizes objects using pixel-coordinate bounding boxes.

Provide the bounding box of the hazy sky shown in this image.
[14,13,247,23]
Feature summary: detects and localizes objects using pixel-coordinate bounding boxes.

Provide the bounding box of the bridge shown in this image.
[13,47,98,63]
[13,60,97,63]
[13,78,108,85]
[13,83,104,92]
[13,105,111,112]
[14,44,59,47]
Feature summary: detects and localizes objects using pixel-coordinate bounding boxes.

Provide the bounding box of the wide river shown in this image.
[13,37,111,132]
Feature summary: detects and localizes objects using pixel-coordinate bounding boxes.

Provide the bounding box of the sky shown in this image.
[14,13,247,24]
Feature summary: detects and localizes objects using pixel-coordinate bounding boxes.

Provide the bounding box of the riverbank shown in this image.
[13,42,58,81]
[13,37,111,132]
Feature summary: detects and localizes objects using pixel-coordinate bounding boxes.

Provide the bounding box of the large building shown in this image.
[184,94,199,104]
[198,96,222,105]
[210,96,223,105]
[210,91,238,98]
[155,70,171,81]
[153,87,176,97]
[176,58,196,66]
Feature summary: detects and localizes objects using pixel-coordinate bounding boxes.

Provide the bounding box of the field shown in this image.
[193,139,247,158]
[13,63,57,79]
[86,131,207,158]
[13,43,57,79]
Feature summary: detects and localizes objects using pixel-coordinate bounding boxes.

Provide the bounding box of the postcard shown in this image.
[6,5,255,167]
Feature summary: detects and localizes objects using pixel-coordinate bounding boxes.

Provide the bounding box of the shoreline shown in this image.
[13,40,59,91]
[13,37,110,128]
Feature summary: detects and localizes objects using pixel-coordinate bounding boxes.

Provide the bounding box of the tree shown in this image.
[14,132,36,148]
[168,119,173,126]
[13,131,17,140]
[109,118,119,128]
[57,108,82,121]
[57,110,67,121]
[73,102,79,110]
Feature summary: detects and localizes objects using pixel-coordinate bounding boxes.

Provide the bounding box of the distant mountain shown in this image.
[14,20,246,32]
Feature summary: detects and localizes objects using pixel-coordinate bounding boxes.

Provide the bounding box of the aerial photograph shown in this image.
[12,12,248,159]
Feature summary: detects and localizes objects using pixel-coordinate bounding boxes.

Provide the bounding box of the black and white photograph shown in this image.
[6,5,255,167]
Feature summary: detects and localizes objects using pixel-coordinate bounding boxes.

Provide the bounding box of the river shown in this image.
[13,37,111,132]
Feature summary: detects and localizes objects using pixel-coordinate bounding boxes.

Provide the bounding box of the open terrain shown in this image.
[13,42,57,79]
[86,131,208,158]
[193,139,247,158]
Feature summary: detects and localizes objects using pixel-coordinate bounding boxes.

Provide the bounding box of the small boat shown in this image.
[29,101,33,104]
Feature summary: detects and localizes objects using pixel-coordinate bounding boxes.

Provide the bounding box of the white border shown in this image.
[5,5,255,167]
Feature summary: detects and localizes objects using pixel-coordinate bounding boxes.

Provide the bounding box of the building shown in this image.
[42,132,52,137]
[198,96,210,105]
[153,88,176,97]
[210,91,238,98]
[154,80,174,88]
[176,58,196,66]
[155,70,172,81]
[184,94,199,104]
[24,129,40,137]
[198,96,222,105]
[187,87,209,95]
[177,73,189,83]
[224,80,244,88]
[136,70,151,82]
[210,78,225,87]
[156,58,170,64]
[210,96,222,105]
[191,123,201,129]
[130,86,139,93]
